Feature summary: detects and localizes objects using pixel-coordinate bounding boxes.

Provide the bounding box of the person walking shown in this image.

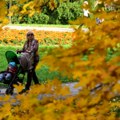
[17,31,40,93]
[83,1,90,18]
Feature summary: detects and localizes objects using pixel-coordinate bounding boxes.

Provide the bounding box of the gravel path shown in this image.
[0,82,82,106]
[0,82,82,96]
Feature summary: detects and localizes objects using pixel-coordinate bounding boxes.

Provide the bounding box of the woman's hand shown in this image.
[25,50,31,54]
[16,50,22,54]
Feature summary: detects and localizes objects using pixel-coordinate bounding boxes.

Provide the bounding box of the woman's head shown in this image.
[26,31,34,40]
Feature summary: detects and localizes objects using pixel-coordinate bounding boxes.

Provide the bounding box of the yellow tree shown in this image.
[37,0,120,118]
[0,0,61,26]
[0,0,120,119]
[0,0,9,29]
[7,0,63,20]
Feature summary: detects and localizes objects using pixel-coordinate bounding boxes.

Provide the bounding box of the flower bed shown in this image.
[0,28,72,46]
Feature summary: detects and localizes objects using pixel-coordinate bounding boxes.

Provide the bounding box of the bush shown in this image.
[38,13,49,24]
[50,2,83,24]
[12,13,49,24]
[11,14,20,24]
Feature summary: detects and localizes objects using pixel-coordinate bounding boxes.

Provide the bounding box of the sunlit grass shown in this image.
[6,24,71,28]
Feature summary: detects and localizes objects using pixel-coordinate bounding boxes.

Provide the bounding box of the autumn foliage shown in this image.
[0,0,120,120]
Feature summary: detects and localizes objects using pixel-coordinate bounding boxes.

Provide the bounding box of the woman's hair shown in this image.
[26,31,34,37]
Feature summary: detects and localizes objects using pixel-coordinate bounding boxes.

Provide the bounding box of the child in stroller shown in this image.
[0,49,37,95]
[0,50,26,95]
[0,61,18,83]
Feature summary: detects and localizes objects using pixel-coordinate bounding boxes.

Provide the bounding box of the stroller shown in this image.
[0,50,29,95]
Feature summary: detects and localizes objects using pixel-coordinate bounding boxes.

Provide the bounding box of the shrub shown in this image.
[51,2,83,24]
[32,13,49,24]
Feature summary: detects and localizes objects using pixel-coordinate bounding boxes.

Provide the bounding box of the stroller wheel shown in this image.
[6,87,13,95]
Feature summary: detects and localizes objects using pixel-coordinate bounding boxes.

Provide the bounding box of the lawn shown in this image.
[6,24,72,28]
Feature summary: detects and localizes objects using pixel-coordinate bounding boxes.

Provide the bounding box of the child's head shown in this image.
[8,62,17,73]
[9,62,16,68]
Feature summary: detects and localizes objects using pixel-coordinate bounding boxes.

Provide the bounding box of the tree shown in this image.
[37,0,120,118]
[0,0,9,29]
[0,0,120,119]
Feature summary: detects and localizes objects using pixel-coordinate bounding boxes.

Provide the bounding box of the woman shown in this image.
[17,31,40,93]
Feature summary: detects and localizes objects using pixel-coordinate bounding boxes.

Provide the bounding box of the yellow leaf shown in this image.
[76,98,88,108]
[77,77,90,87]
[112,83,120,93]
[88,94,102,106]
[13,84,24,93]
[87,108,97,115]
[19,0,27,4]
[59,86,70,96]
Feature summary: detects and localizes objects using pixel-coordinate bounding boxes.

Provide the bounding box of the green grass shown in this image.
[6,24,71,28]
[0,45,76,87]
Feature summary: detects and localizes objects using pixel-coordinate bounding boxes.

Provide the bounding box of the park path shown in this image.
[3,25,74,32]
[0,82,82,97]
[0,82,82,106]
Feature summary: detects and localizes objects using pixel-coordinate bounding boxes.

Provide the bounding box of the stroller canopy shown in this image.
[5,51,19,64]
[5,50,33,72]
